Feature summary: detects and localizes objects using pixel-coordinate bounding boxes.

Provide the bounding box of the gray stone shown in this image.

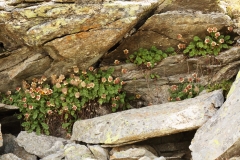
[0,153,22,160]
[88,145,109,160]
[190,70,240,159]
[16,131,72,158]
[71,90,223,145]
[230,157,240,160]
[0,103,18,111]
[0,134,37,160]
[110,146,157,160]
[64,143,96,160]
[40,151,64,160]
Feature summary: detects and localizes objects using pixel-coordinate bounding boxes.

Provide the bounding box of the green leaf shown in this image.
[41,123,49,129]
[193,36,201,42]
[183,48,189,54]
[165,47,175,53]
[33,110,39,120]
[98,98,103,105]
[222,44,229,49]
[224,35,230,40]
[40,107,45,113]
[17,114,22,119]
[197,42,204,48]
[62,123,71,129]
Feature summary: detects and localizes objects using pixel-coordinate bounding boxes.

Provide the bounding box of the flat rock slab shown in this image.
[190,71,240,159]
[71,90,224,145]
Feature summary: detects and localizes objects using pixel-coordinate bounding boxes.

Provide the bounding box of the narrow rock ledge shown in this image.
[71,90,224,146]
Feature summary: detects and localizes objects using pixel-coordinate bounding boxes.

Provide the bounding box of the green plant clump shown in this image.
[183,27,233,57]
[127,46,176,68]
[168,73,204,102]
[1,67,129,135]
[207,80,233,98]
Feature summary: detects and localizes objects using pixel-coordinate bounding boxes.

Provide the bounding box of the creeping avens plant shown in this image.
[183,27,234,57]
[126,46,176,68]
[168,73,204,102]
[1,67,129,135]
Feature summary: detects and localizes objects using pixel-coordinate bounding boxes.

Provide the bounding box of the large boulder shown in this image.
[190,70,240,159]
[71,90,223,145]
[0,0,162,92]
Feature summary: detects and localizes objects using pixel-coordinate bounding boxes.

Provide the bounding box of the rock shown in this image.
[71,90,223,145]
[230,157,240,160]
[160,0,224,13]
[0,153,22,160]
[103,11,232,65]
[0,49,52,92]
[109,145,158,160]
[16,131,72,158]
[40,152,64,160]
[0,134,37,160]
[88,145,109,160]
[64,143,96,160]
[0,0,163,92]
[189,70,240,159]
[0,103,18,111]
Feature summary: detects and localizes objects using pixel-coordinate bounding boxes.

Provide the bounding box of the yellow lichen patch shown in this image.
[0,11,11,22]
[213,139,220,145]
[104,132,119,144]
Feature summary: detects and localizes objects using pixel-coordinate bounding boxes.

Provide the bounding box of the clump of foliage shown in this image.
[183,27,234,57]
[207,80,233,98]
[126,46,176,68]
[168,73,205,102]
[1,66,129,135]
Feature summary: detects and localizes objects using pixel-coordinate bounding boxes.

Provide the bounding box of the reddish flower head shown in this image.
[207,27,213,33]
[75,92,80,98]
[114,60,120,65]
[179,77,184,83]
[72,105,77,111]
[108,76,113,82]
[219,38,224,44]
[146,62,152,68]
[123,49,129,55]
[211,41,217,47]
[215,32,220,38]
[204,38,210,44]
[101,77,107,83]
[177,34,182,39]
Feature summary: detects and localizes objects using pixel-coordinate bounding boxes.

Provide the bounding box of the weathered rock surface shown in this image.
[103,11,232,64]
[0,153,22,160]
[88,145,109,160]
[109,145,158,160]
[16,131,71,158]
[71,90,223,145]
[0,0,162,92]
[190,70,240,159]
[0,134,37,160]
[102,47,240,104]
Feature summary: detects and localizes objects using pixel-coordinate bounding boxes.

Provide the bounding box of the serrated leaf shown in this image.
[33,110,38,119]
[41,123,49,129]
[193,36,201,42]
[224,35,230,40]
[62,123,70,129]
